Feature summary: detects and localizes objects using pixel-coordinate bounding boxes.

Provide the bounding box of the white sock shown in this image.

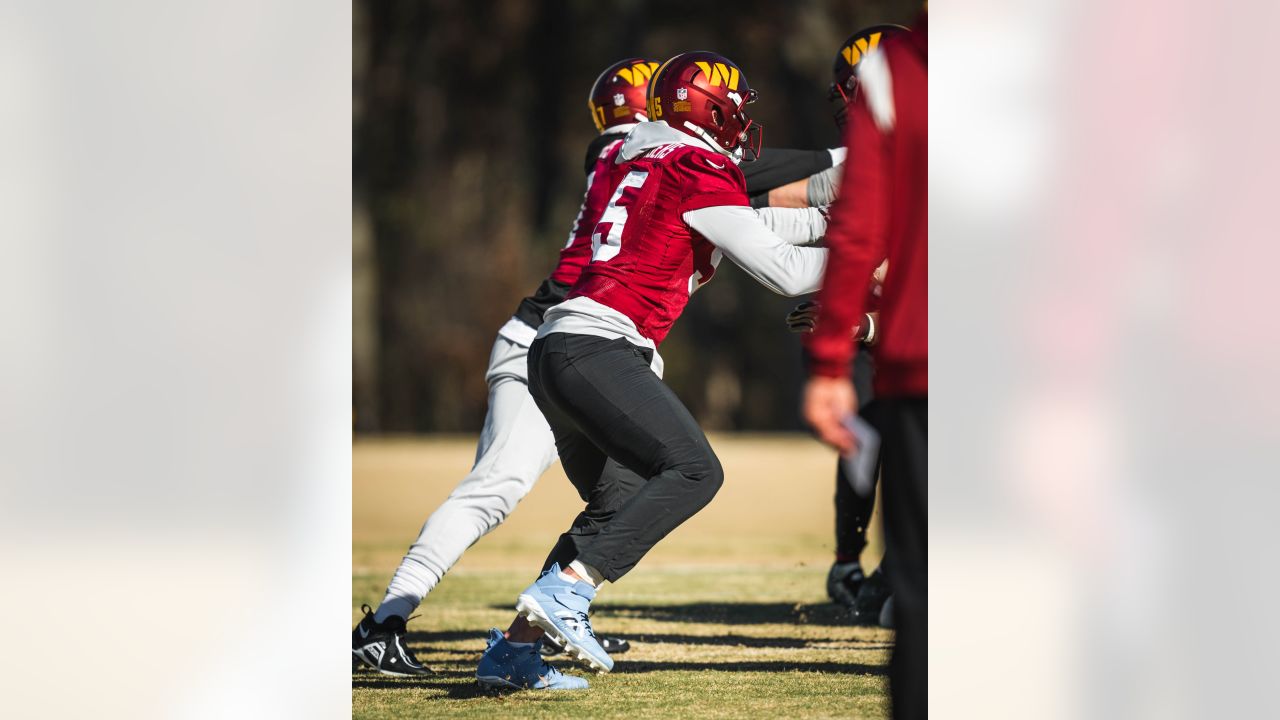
[566,559,605,587]
[374,596,416,624]
[506,639,534,648]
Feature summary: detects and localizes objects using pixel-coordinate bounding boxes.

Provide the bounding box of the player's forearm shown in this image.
[765,179,811,208]
[739,148,833,195]
[684,206,828,297]
[754,148,846,209]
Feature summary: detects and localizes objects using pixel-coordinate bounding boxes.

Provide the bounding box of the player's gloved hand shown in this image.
[787,301,820,333]
[789,301,878,345]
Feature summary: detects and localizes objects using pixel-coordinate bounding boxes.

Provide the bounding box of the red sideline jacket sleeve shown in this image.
[808,34,929,396]
[806,91,888,379]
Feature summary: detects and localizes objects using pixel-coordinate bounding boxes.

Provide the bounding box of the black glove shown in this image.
[786,300,820,333]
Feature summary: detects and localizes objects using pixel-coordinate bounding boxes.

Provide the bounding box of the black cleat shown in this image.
[352,604,435,676]
[878,594,894,628]
[826,561,865,608]
[849,569,892,626]
[540,633,631,657]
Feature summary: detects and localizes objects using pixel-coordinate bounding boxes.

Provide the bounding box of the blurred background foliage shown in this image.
[354,0,918,433]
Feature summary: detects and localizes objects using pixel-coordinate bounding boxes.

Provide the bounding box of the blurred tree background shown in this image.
[354,0,919,433]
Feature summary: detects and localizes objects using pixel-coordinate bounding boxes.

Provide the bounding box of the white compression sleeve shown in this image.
[756,207,827,246]
[684,206,828,297]
[806,164,843,207]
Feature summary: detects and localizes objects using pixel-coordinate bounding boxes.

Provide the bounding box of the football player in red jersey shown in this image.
[352,58,658,678]
[476,51,830,690]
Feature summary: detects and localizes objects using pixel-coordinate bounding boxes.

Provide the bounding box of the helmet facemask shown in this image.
[706,88,762,162]
[732,88,762,161]
[829,77,856,132]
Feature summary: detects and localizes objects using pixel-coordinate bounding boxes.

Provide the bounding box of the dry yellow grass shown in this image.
[354,433,882,570]
[353,434,889,719]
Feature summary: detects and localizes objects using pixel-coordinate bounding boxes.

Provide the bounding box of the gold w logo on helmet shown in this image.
[841,32,884,67]
[693,61,740,90]
[615,62,659,87]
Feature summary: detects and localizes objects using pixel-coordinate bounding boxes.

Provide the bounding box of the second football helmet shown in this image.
[588,58,661,133]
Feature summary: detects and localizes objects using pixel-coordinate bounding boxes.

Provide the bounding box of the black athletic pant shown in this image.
[540,455,646,575]
[527,332,724,582]
[834,352,879,562]
[878,396,927,720]
[834,460,877,561]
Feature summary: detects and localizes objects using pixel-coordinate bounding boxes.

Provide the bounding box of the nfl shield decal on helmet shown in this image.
[613,93,625,106]
[676,87,688,100]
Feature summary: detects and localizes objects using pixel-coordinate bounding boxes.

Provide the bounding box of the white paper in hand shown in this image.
[840,415,881,497]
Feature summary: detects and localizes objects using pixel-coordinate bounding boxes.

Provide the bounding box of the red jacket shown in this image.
[807,19,928,397]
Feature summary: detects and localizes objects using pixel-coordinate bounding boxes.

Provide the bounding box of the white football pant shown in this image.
[375,326,556,621]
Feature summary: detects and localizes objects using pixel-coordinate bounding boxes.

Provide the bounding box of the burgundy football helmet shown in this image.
[829,24,908,129]
[588,58,661,133]
[647,51,762,161]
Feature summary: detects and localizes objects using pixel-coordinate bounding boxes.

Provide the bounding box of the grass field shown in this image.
[354,435,890,719]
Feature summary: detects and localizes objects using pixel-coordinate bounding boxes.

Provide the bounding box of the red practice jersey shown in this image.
[549,138,630,286]
[568,142,750,344]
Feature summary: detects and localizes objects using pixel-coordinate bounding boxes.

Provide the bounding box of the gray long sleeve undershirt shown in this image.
[756,206,827,247]
[684,206,828,297]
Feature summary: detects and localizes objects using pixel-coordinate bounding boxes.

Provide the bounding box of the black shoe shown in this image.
[878,594,894,628]
[352,604,435,676]
[849,570,892,626]
[826,561,865,608]
[539,633,631,657]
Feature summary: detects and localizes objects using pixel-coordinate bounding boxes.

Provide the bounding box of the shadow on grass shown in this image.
[399,626,891,656]
[627,632,894,651]
[486,601,852,626]
[351,675,534,700]
[353,659,885,691]
[615,659,887,675]
[405,629,493,645]
[407,627,845,651]
[603,601,852,626]
[352,677,452,691]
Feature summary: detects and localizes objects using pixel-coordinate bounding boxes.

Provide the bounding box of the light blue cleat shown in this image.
[515,563,613,673]
[475,628,589,690]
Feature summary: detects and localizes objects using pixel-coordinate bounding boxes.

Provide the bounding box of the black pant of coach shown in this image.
[528,332,724,580]
[879,396,928,720]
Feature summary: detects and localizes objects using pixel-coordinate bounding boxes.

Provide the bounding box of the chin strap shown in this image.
[681,121,742,164]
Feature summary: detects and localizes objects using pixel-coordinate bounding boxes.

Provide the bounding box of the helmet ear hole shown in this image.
[710,105,725,128]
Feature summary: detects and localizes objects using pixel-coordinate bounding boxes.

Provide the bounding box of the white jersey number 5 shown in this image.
[591,170,649,263]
